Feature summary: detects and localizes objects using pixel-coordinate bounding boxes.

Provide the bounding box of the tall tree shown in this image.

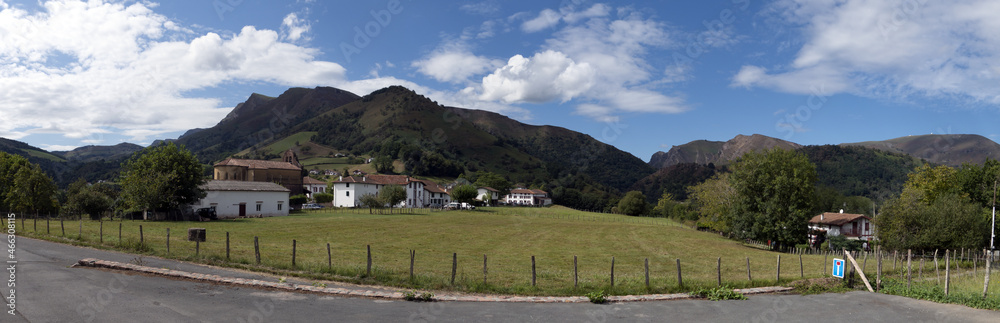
[118,143,205,214]
[378,185,407,212]
[688,173,735,233]
[359,193,382,214]
[450,185,478,205]
[65,178,114,220]
[617,191,649,216]
[3,161,58,215]
[729,148,817,248]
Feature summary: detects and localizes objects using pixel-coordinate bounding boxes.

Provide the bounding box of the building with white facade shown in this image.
[302,176,328,197]
[194,180,290,218]
[808,211,874,244]
[476,187,499,205]
[331,175,450,208]
[504,189,552,206]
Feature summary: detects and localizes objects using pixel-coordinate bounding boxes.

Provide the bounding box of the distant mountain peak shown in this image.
[649,134,800,169]
[842,134,1000,166]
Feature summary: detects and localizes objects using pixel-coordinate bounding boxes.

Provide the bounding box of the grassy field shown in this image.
[22,207,848,296]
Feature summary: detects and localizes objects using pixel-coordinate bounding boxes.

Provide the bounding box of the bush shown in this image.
[585,290,607,304]
[314,193,334,204]
[290,194,308,207]
[690,286,747,301]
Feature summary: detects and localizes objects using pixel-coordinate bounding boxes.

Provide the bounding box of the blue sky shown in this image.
[1,0,998,162]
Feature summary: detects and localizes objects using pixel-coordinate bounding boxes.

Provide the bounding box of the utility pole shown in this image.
[991,179,996,250]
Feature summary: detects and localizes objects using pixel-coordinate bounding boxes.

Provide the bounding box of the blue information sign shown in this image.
[832,258,845,278]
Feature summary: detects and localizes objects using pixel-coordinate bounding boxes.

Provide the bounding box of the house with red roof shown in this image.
[504,188,552,206]
[808,210,874,244]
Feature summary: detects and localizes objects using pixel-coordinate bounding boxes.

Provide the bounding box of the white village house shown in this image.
[330,175,450,208]
[808,210,874,244]
[302,176,328,198]
[476,187,499,205]
[194,180,290,218]
[504,189,552,206]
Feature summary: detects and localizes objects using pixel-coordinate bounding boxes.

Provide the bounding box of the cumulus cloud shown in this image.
[737,0,1000,104]
[479,5,686,120]
[521,4,610,33]
[0,0,345,144]
[460,1,500,15]
[281,12,310,42]
[412,41,502,83]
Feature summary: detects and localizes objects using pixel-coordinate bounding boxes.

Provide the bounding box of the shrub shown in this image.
[314,193,334,204]
[690,286,747,301]
[586,290,608,304]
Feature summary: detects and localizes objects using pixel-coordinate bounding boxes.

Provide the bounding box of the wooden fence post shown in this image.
[99,221,102,243]
[747,257,752,281]
[799,254,804,279]
[196,240,200,257]
[226,232,231,260]
[934,249,940,284]
[166,228,170,255]
[893,250,898,272]
[862,252,868,272]
[776,255,781,282]
[254,236,260,265]
[367,245,373,276]
[60,218,64,236]
[718,257,723,286]
[292,240,297,268]
[645,258,650,289]
[408,250,414,280]
[824,252,828,276]
[574,256,578,288]
[531,255,536,287]
[610,257,616,287]
[118,223,121,243]
[139,225,143,244]
[877,251,882,292]
[676,259,683,286]
[483,254,488,286]
[78,219,82,238]
[984,251,992,298]
[46,218,49,234]
[907,249,912,289]
[945,250,951,295]
[327,243,332,271]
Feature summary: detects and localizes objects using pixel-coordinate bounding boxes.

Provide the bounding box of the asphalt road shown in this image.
[8,237,999,322]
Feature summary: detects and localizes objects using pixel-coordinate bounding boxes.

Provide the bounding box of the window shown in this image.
[346,191,350,197]
[865,222,869,232]
[278,203,283,211]
[256,203,262,212]
[346,183,350,188]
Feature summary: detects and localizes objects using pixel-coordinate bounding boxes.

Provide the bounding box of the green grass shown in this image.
[265,131,317,155]
[23,148,66,162]
[21,207,836,296]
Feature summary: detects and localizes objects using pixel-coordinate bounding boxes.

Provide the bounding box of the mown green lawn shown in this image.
[21,206,835,296]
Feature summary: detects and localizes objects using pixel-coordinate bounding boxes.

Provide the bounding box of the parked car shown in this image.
[445,202,461,210]
[302,203,323,210]
[461,202,475,210]
[196,206,217,220]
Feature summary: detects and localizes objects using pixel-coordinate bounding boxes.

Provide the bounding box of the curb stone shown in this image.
[74,258,793,303]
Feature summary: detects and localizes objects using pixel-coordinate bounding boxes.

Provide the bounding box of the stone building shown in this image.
[212,149,304,195]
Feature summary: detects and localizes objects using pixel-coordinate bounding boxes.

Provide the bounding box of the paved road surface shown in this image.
[10,237,998,322]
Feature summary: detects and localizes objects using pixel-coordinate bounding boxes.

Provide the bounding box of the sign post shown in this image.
[832,258,845,279]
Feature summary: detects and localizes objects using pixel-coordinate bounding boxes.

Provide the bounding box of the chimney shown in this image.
[821,213,824,221]
[363,176,366,182]
[839,209,844,214]
[339,176,342,181]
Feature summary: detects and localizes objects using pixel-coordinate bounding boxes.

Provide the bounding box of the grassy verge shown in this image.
[17,207,835,296]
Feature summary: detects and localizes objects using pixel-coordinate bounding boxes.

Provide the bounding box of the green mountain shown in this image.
[649,134,801,169]
[799,145,926,201]
[0,137,122,187]
[53,143,143,162]
[842,134,1000,166]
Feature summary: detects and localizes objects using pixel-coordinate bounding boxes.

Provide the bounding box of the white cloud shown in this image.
[0,1,346,144]
[412,41,502,83]
[480,50,596,103]
[40,144,80,151]
[281,12,310,42]
[740,0,1000,104]
[460,1,500,15]
[480,6,686,119]
[520,4,610,33]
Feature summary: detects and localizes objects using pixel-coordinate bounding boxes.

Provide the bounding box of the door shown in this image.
[239,203,246,217]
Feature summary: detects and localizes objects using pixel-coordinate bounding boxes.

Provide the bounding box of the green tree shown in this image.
[314,193,334,204]
[473,172,512,198]
[450,185,478,205]
[118,143,205,215]
[359,193,382,214]
[617,191,649,216]
[482,191,493,206]
[689,173,735,233]
[373,154,394,174]
[729,148,817,248]
[66,178,114,220]
[3,160,58,215]
[379,185,407,212]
